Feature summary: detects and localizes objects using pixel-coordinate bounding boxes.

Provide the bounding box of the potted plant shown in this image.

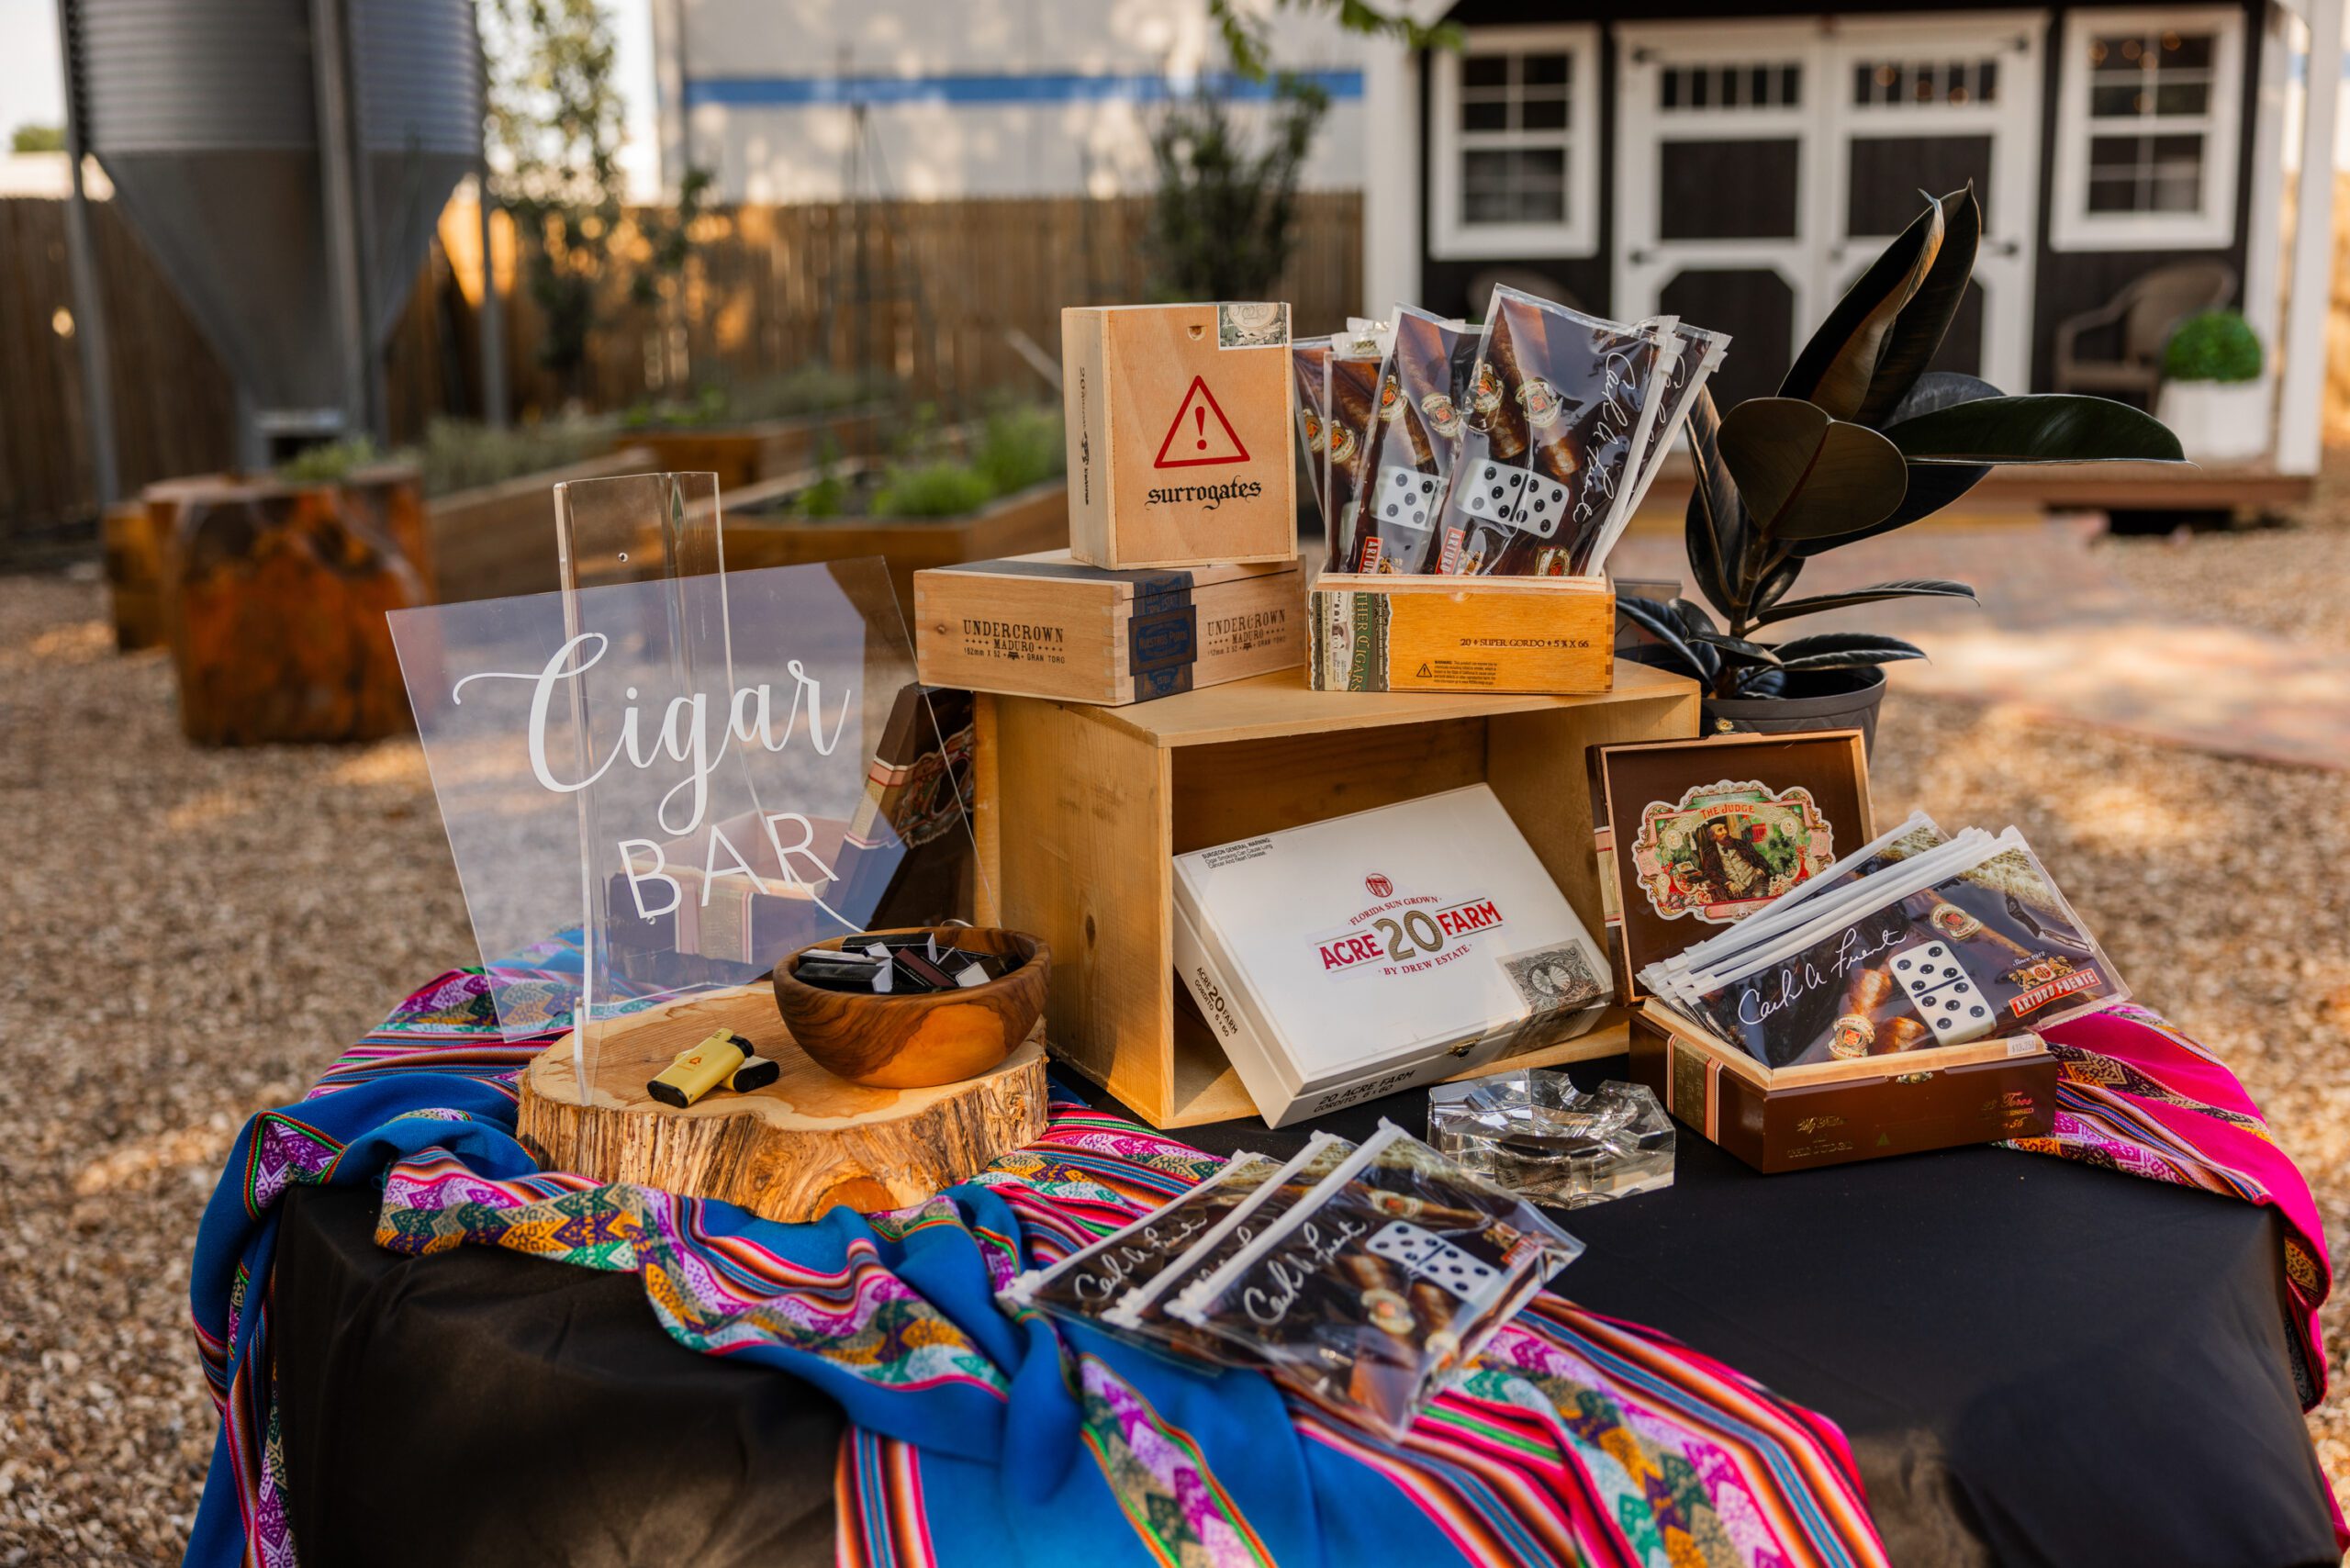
[1620,186,2184,752]
[2156,310,2267,464]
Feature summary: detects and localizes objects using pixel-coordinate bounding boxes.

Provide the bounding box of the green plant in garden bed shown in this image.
[777,405,1067,521]
[2162,311,2263,384]
[275,438,386,485]
[1623,186,2185,704]
[622,365,894,431]
[414,417,611,497]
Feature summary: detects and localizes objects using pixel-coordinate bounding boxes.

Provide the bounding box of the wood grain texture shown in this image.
[1062,304,1295,568]
[519,983,1048,1222]
[614,407,885,491]
[773,927,1047,1088]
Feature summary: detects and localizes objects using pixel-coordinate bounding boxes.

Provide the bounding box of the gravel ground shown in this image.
[1,539,2346,1561]
[2095,465,2350,655]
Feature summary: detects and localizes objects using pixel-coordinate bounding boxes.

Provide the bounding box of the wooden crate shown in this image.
[720,477,1069,618]
[1061,303,1295,568]
[616,406,885,491]
[1309,573,1614,693]
[428,444,658,602]
[973,661,1702,1126]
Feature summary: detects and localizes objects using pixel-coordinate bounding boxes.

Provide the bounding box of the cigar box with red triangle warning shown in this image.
[1062,303,1298,569]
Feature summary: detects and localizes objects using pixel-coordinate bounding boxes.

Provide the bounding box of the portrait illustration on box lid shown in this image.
[1632,779,1833,925]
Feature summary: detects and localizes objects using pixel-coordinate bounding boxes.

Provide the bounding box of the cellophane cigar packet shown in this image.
[1324,320,1391,573]
[1100,1133,1355,1361]
[1648,811,1953,999]
[1583,322,1731,574]
[1347,306,1472,576]
[1437,286,1670,577]
[1169,1123,1583,1439]
[1689,829,2129,1068]
[1292,338,1334,532]
[1000,1152,1282,1324]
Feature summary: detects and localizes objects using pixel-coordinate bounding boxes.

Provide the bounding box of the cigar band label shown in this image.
[1378,373,1406,422]
[1219,301,1290,349]
[1516,376,1564,429]
[1327,425,1359,466]
[1470,362,1504,418]
[1301,410,1323,450]
[1420,391,1460,437]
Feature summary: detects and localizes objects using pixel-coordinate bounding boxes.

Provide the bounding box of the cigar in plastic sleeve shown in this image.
[646,1029,755,1108]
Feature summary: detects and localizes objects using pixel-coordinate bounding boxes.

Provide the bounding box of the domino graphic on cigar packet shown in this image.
[1889,940,1996,1045]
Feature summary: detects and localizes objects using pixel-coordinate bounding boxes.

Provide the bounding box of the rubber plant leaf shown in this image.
[1779,196,1945,420]
[1682,386,1744,619]
[1770,632,1929,671]
[1852,187,1983,428]
[1690,629,1783,666]
[1788,371,1995,556]
[1618,596,1718,684]
[1718,397,1910,543]
[1885,394,2186,465]
[1754,578,1978,625]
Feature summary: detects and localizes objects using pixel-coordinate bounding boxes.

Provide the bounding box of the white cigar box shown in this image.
[1172,783,1613,1126]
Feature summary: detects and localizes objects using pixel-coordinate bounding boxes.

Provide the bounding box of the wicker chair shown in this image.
[2052,261,2237,400]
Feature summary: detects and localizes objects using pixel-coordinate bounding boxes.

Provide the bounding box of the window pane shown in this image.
[1976,61,1998,102]
[2151,172,2201,211]
[1461,147,1566,227]
[1520,95,1568,130]
[1522,52,1569,86]
[2154,80,2210,116]
[2088,133,2146,174]
[2087,174,2142,212]
[1780,64,1802,105]
[2087,34,2137,68]
[2091,83,2144,117]
[1462,55,1507,89]
[1461,97,1507,131]
[1691,68,1711,107]
[1662,69,1680,109]
[2164,31,2215,70]
[1853,63,1876,106]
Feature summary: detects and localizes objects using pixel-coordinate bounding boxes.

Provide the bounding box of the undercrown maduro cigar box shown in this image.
[1628,1002,2057,1173]
[1309,573,1614,693]
[1061,302,1297,568]
[1173,784,1614,1127]
[914,550,1303,705]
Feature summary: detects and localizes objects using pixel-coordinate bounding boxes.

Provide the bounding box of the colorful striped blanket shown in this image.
[184,972,2336,1565]
[185,967,1884,1568]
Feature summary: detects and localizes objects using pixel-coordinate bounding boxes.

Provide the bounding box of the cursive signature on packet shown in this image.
[1167,1122,1582,1437]
[999,1152,1282,1324]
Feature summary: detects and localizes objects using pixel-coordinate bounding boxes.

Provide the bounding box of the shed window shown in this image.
[1430,26,1600,260]
[2052,7,2242,249]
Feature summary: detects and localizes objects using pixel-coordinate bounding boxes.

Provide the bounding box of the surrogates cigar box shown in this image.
[914,550,1303,705]
[1062,302,1297,568]
[1174,784,1613,1126]
[1628,1002,2056,1173]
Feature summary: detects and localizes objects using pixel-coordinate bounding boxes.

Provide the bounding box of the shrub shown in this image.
[415,417,609,497]
[2162,311,2263,384]
[276,437,384,485]
[970,405,1065,496]
[867,461,995,520]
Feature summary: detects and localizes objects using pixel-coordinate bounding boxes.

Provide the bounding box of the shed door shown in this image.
[1617,15,2045,410]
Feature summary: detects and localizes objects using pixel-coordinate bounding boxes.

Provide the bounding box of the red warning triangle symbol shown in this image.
[1153,375,1250,469]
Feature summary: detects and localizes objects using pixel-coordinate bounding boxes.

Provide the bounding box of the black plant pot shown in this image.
[1699,666,1889,756]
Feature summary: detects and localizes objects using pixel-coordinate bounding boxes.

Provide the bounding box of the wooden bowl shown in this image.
[771,927,1049,1089]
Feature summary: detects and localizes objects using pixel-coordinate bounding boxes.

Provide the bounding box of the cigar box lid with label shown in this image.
[1173,784,1613,1126]
[1591,730,1873,1004]
[913,549,1304,706]
[1062,302,1297,570]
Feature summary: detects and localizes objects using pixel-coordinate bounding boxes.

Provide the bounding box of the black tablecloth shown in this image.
[273,1059,2339,1568]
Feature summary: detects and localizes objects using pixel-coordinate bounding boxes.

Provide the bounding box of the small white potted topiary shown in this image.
[2156,311,2268,464]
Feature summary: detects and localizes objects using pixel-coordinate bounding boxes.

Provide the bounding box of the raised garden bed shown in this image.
[615,403,888,491]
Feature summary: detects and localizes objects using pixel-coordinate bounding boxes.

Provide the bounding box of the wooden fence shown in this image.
[0,191,1364,544]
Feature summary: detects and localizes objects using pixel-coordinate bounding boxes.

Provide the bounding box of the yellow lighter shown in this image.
[647,1029,755,1108]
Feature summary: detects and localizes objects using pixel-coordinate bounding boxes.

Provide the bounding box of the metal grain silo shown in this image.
[59,0,481,457]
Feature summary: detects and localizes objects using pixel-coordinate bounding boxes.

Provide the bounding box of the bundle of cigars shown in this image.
[1295,287,1729,580]
[1000,1121,1581,1437]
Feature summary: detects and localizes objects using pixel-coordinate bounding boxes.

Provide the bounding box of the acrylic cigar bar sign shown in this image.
[387,558,976,1039]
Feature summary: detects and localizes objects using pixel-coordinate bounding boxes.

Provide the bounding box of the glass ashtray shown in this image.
[1427,1070,1673,1209]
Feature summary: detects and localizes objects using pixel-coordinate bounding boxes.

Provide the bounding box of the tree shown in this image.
[1147,75,1328,300]
[11,124,66,153]
[479,0,706,402]
[1204,0,1459,82]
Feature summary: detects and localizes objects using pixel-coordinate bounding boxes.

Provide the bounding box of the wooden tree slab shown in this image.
[518,983,1047,1223]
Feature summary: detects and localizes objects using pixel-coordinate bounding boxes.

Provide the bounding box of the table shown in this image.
[271,1058,2340,1568]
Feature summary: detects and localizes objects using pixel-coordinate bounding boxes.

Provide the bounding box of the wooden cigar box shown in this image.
[1061,303,1297,568]
[915,550,1304,705]
[1628,1001,2056,1173]
[1309,572,1615,694]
